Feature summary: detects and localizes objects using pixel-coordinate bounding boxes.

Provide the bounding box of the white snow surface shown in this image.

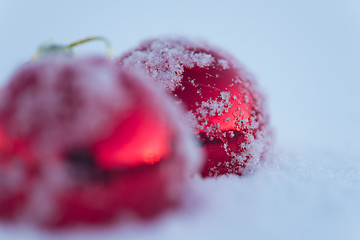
[1,0,360,239]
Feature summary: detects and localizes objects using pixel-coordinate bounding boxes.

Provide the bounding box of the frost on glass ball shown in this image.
[0,56,202,228]
[118,38,271,177]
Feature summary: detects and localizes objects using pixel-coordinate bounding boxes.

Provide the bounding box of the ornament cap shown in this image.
[32,36,113,60]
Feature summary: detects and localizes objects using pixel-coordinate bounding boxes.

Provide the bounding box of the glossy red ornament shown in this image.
[118,38,270,177]
[0,56,202,228]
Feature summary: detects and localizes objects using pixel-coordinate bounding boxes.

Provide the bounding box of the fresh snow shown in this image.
[1,148,359,240]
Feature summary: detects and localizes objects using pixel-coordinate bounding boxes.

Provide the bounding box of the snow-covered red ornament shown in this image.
[118,38,270,177]
[0,40,202,228]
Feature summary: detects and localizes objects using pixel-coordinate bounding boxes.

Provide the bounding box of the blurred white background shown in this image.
[0,0,359,239]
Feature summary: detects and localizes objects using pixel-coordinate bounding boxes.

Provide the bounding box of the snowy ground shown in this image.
[1,0,360,239]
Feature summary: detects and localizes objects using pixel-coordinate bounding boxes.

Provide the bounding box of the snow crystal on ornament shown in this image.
[0,56,204,227]
[118,37,271,177]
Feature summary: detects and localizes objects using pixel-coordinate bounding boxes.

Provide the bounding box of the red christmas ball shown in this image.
[118,38,270,177]
[0,56,202,228]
